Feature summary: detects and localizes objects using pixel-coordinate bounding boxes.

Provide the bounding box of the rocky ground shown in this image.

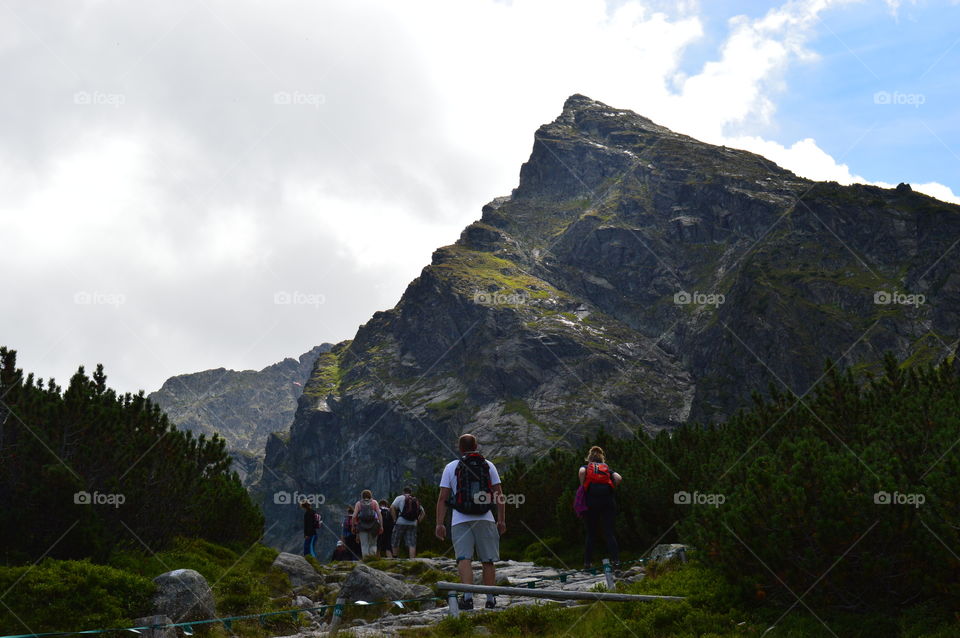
[271,554,648,637]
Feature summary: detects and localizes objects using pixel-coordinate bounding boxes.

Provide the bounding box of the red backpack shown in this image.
[583,462,614,491]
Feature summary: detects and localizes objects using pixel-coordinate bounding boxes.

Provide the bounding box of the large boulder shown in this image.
[339,563,414,603]
[272,552,323,589]
[151,569,216,623]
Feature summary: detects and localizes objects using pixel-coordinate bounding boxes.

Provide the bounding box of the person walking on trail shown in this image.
[341,506,361,560]
[580,445,622,571]
[301,499,320,560]
[351,489,383,558]
[391,486,425,558]
[378,499,395,558]
[435,433,506,610]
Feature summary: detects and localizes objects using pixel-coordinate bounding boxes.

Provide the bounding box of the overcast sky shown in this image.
[3,0,958,395]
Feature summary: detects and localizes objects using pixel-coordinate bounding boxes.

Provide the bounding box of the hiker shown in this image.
[435,433,505,610]
[351,489,383,558]
[341,506,361,560]
[378,499,395,558]
[301,499,320,559]
[330,540,353,562]
[391,486,425,558]
[579,445,622,570]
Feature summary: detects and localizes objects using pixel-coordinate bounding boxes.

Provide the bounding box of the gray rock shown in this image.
[648,544,690,563]
[409,584,437,610]
[151,569,215,623]
[148,345,331,459]
[340,563,416,605]
[293,595,314,608]
[132,615,175,638]
[272,552,323,589]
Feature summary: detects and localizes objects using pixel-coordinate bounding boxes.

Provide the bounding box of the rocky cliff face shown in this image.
[149,345,331,482]
[253,94,960,552]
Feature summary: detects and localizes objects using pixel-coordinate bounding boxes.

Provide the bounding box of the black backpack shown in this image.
[448,453,495,515]
[400,495,420,521]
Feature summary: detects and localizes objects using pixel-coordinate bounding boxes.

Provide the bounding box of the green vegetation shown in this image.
[425,393,467,422]
[0,560,155,633]
[409,354,960,634]
[304,347,344,398]
[0,348,286,638]
[0,348,264,565]
[414,561,960,637]
[0,539,306,638]
[429,245,560,301]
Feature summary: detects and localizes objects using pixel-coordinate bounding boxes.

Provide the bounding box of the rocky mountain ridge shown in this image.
[149,345,332,483]
[205,94,960,552]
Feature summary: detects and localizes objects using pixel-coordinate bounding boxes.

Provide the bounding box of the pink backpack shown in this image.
[573,485,588,518]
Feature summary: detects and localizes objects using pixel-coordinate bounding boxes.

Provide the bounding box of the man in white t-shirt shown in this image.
[435,433,506,610]
[390,486,425,558]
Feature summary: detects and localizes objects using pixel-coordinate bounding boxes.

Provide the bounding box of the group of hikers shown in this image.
[297,434,622,610]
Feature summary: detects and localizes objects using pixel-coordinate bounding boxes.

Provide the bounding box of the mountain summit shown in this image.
[253,95,960,551]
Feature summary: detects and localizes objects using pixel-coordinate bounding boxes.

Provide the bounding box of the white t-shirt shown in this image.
[440,457,501,527]
[391,494,422,525]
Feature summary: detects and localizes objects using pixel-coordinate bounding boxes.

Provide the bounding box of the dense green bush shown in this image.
[490,354,960,612]
[0,559,154,633]
[0,348,264,564]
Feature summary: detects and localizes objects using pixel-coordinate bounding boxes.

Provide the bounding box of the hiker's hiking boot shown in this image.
[485,597,497,609]
[458,596,474,610]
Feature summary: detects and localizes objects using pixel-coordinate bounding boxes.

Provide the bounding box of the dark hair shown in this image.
[378,499,388,506]
[300,500,312,510]
[459,433,478,453]
[403,486,413,494]
[361,489,373,500]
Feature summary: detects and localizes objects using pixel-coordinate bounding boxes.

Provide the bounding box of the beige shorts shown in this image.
[451,520,499,563]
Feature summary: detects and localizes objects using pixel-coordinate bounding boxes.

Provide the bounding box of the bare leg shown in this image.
[481,562,495,585]
[458,559,474,585]
[409,545,416,559]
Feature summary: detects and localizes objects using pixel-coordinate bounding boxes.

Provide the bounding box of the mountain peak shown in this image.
[562,93,600,111]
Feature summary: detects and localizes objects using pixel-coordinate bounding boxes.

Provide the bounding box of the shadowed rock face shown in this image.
[149,345,331,469]
[251,94,960,552]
